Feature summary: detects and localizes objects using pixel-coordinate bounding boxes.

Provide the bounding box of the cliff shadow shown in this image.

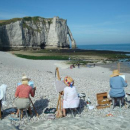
[0,27,11,51]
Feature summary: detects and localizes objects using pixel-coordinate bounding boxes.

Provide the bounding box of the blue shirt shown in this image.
[109,76,128,97]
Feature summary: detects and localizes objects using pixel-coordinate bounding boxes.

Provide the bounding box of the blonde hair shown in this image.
[22,80,28,85]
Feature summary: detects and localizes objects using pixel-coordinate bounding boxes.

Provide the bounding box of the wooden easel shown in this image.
[55,67,62,111]
[55,67,65,118]
[117,62,120,72]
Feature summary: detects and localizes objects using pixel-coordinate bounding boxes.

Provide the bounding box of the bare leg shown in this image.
[16,109,19,117]
[21,110,23,119]
[62,99,66,117]
[63,108,66,117]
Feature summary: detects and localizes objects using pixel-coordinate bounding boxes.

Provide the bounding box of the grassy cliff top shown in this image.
[0,16,53,26]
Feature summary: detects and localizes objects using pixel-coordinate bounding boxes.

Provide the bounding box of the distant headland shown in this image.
[0,16,76,51]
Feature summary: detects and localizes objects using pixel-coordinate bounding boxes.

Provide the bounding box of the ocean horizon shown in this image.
[77,43,130,52]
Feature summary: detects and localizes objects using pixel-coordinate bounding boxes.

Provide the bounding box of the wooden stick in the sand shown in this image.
[56,94,61,110]
[118,62,120,73]
[56,67,61,81]
[29,97,39,117]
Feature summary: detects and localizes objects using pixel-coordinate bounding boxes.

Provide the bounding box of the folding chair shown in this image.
[112,97,126,109]
[69,94,85,117]
[69,107,80,117]
[19,108,29,121]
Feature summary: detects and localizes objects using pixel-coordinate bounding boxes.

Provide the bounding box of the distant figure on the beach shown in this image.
[77,63,80,68]
[15,75,36,117]
[70,64,75,69]
[72,64,75,68]
[62,76,79,117]
[94,64,95,67]
[109,70,128,105]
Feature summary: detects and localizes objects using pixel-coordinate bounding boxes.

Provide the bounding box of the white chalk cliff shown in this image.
[0,16,76,50]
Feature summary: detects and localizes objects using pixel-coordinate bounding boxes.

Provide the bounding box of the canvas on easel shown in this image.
[55,80,66,93]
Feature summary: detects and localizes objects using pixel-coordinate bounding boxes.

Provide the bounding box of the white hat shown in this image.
[22,75,30,81]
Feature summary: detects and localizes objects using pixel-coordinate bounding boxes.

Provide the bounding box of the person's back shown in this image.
[15,84,34,98]
[64,86,79,101]
[109,70,127,98]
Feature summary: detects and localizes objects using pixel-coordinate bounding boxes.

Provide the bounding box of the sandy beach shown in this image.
[0,51,130,130]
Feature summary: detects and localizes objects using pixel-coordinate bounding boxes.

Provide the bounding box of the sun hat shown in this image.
[110,70,122,77]
[64,76,74,87]
[22,75,30,81]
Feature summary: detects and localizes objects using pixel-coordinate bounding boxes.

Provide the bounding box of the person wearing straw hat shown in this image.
[14,75,36,116]
[109,70,128,104]
[63,76,79,116]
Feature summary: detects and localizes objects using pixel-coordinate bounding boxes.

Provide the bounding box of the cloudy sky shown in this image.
[0,0,130,45]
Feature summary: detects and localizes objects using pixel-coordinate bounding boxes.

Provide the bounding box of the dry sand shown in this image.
[0,51,130,130]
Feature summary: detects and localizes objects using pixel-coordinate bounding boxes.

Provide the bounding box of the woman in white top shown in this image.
[63,76,79,116]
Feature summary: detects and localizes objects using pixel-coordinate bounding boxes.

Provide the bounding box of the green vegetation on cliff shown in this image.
[0,18,22,26]
[0,16,53,27]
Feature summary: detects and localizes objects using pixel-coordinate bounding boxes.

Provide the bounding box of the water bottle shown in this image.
[86,97,91,108]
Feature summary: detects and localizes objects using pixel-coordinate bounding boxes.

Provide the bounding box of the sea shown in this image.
[77,43,130,53]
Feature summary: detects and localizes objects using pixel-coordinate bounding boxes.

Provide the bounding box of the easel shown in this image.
[29,97,39,117]
[117,62,120,72]
[55,67,63,118]
[18,97,39,119]
[117,62,127,108]
[55,67,61,111]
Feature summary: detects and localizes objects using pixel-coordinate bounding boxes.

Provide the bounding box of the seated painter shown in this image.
[0,84,8,117]
[63,76,79,117]
[109,70,128,104]
[15,75,36,116]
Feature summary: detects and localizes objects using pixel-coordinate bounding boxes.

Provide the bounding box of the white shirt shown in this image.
[63,86,79,108]
[0,84,7,106]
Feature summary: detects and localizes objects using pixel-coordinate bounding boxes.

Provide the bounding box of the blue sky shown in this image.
[0,0,130,45]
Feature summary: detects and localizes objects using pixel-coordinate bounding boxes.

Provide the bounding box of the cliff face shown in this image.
[0,16,76,50]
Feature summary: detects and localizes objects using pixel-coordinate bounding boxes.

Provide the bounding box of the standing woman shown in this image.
[63,76,79,117]
[15,75,36,116]
[109,70,128,105]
